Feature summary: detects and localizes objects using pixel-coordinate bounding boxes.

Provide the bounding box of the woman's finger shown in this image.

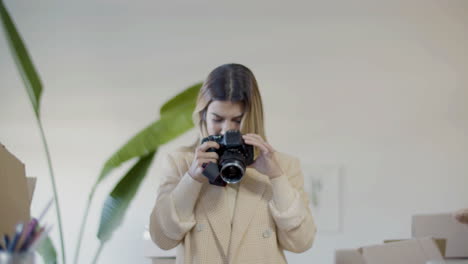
[198,158,217,167]
[244,134,275,154]
[198,151,219,160]
[243,138,269,154]
[198,141,220,152]
[246,134,266,143]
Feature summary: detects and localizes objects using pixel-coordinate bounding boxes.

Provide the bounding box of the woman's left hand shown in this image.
[242,133,283,179]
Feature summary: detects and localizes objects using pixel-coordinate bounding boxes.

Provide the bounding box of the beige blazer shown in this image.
[150,149,316,264]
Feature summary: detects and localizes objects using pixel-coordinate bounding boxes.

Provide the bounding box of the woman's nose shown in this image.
[222,121,237,134]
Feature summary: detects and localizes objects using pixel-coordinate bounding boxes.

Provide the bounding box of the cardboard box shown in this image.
[0,143,33,237]
[428,261,468,264]
[383,238,447,257]
[335,237,445,264]
[413,214,468,258]
[335,249,366,264]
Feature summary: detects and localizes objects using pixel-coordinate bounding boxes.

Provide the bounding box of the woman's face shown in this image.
[205,100,245,136]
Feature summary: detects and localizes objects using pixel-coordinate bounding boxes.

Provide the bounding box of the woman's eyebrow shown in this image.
[211,113,244,119]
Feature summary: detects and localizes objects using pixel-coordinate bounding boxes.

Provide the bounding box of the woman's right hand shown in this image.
[188,141,220,183]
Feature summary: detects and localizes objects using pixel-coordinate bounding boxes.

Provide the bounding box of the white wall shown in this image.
[1,0,468,263]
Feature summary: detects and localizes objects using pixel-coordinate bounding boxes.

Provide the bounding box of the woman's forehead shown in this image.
[207,101,244,117]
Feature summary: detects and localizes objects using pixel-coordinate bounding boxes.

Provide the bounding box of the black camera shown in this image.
[201,130,254,186]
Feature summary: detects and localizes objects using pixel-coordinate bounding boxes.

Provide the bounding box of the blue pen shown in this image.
[8,223,23,252]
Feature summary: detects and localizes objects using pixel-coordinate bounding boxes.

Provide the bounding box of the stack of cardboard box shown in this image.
[335,213,468,264]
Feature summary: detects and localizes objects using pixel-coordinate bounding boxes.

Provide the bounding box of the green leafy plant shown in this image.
[0,1,64,263]
[77,83,201,264]
[0,1,201,263]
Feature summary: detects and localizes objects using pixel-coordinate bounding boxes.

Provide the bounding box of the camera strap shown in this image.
[202,162,227,187]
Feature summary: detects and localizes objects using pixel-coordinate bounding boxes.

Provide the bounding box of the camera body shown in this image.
[201,130,254,186]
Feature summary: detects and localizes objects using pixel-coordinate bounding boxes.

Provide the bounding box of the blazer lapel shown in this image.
[228,168,267,259]
[200,183,231,258]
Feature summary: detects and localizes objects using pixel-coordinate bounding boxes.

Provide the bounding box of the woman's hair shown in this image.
[191,63,266,149]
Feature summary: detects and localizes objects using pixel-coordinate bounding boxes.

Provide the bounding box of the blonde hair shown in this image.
[189,63,266,153]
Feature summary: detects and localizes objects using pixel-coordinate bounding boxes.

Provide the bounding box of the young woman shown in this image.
[150,63,316,264]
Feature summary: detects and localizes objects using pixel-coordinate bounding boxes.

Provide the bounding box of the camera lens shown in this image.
[220,160,245,184]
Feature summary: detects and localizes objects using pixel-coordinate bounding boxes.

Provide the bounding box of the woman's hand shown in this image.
[188,141,220,183]
[242,133,283,179]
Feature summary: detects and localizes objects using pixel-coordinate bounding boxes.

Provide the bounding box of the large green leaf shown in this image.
[95,95,196,185]
[37,235,57,264]
[97,151,156,242]
[75,84,201,264]
[0,0,42,117]
[160,82,202,117]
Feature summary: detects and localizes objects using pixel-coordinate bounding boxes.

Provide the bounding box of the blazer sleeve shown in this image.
[149,152,201,250]
[268,156,317,253]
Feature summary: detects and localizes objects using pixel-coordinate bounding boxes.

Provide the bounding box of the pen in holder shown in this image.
[0,199,53,264]
[0,251,35,264]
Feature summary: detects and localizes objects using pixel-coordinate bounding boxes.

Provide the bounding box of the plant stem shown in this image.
[91,242,104,264]
[73,186,96,264]
[37,118,66,264]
